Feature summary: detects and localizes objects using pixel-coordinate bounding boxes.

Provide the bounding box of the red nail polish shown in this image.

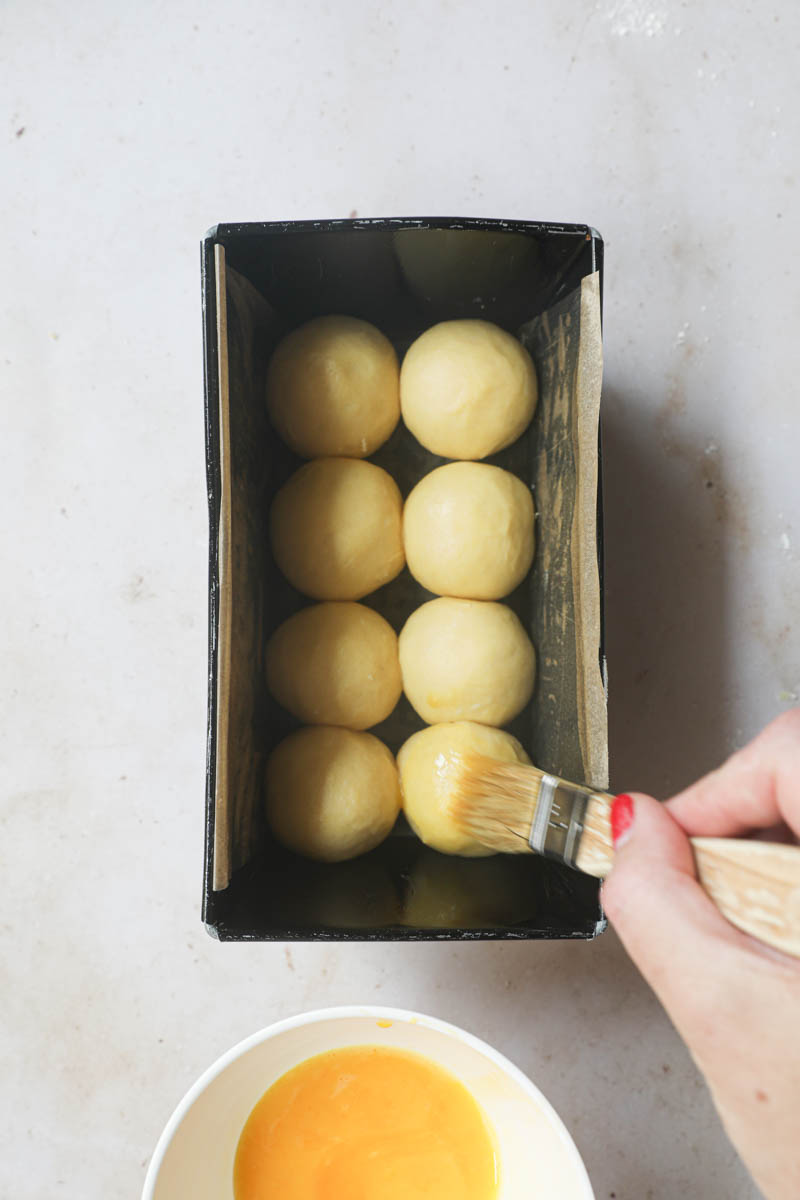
[611,794,635,847]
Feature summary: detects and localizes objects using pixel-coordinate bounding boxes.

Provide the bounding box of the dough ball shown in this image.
[266,726,401,863]
[398,597,535,726]
[402,850,539,928]
[270,458,405,599]
[397,721,531,856]
[266,602,401,730]
[400,319,537,460]
[403,462,534,599]
[266,315,400,458]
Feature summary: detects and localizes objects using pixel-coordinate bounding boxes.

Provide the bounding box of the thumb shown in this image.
[601,793,745,1023]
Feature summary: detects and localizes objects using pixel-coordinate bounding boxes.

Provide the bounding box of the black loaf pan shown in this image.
[201,217,606,941]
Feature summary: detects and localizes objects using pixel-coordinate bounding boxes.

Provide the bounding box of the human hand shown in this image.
[601,710,800,1200]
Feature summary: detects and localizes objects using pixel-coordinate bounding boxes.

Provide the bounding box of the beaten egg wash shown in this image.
[234,1044,499,1200]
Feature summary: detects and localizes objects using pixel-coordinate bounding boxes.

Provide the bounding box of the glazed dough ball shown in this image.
[266,315,400,458]
[266,602,401,730]
[397,721,531,856]
[270,458,405,599]
[266,726,401,862]
[399,597,535,726]
[400,319,537,460]
[403,462,535,599]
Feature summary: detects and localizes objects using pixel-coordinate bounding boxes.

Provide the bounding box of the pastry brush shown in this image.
[446,754,800,959]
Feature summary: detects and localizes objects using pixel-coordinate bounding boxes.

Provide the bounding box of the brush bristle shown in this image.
[446,753,545,854]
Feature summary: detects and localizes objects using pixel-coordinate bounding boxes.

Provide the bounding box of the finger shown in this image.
[667,708,800,839]
[602,793,749,1020]
[666,759,779,837]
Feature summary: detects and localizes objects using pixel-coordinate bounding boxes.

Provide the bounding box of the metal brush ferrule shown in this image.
[529,775,591,869]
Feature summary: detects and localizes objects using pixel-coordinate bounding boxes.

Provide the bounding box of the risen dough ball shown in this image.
[400,319,537,460]
[399,597,535,726]
[266,726,401,862]
[403,462,534,599]
[266,315,400,458]
[270,458,405,600]
[266,602,401,730]
[397,721,530,856]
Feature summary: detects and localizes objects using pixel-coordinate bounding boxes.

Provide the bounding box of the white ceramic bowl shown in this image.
[142,1005,594,1200]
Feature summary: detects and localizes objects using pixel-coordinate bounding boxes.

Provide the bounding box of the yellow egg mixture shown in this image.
[234,1044,499,1200]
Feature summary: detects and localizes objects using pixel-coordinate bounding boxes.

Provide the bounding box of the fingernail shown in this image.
[611,794,635,848]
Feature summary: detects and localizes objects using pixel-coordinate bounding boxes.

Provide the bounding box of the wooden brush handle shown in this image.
[691,838,800,958]
[577,795,800,959]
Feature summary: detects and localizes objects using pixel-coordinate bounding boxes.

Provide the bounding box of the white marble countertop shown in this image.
[4,2,798,1197]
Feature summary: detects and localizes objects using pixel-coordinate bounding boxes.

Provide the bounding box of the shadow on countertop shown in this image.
[600,383,738,798]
